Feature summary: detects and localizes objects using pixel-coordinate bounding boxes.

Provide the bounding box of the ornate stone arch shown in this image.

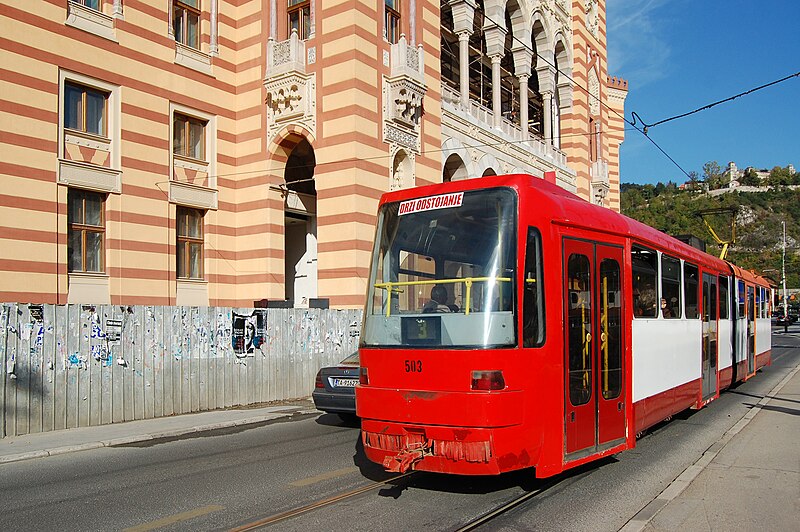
[390,147,415,190]
[476,153,500,177]
[441,137,473,179]
[268,124,317,160]
[553,32,573,109]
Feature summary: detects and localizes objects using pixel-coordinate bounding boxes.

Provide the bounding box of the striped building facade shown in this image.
[0,0,626,308]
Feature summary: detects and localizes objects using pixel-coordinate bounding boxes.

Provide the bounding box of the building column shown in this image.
[458,32,470,108]
[491,55,502,128]
[518,74,529,140]
[270,0,277,39]
[542,90,553,144]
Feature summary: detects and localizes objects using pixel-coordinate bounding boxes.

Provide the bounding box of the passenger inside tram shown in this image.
[661,298,674,318]
[423,284,459,313]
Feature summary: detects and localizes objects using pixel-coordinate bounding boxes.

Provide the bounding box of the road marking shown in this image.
[123,505,224,532]
[289,466,359,487]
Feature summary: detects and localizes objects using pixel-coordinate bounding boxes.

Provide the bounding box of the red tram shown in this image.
[356,174,771,477]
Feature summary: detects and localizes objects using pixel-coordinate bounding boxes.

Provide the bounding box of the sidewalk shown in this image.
[0,399,319,464]
[622,362,800,532]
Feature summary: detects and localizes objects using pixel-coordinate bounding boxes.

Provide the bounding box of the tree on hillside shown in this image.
[688,171,701,192]
[768,165,793,186]
[703,161,727,190]
[740,167,761,186]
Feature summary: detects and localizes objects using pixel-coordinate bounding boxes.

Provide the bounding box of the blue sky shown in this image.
[606,0,800,185]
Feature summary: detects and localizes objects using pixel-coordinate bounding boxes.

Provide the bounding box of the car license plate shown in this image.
[332,378,358,388]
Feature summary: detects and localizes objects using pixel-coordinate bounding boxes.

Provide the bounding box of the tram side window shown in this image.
[755,287,761,318]
[660,255,681,319]
[522,227,545,348]
[719,276,729,320]
[600,259,622,399]
[567,254,592,406]
[684,263,699,319]
[737,280,745,318]
[631,245,657,318]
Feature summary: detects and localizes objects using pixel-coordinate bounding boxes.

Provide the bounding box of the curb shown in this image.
[619,362,800,532]
[0,407,319,465]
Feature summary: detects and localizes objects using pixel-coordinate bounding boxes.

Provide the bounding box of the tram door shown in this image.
[701,274,718,400]
[747,286,756,376]
[563,239,626,457]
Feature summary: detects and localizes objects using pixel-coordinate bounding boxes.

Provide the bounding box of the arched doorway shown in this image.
[284,138,317,307]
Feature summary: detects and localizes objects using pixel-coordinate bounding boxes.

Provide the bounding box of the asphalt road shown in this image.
[0,329,797,531]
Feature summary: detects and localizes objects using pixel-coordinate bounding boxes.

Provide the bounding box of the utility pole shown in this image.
[783,220,788,318]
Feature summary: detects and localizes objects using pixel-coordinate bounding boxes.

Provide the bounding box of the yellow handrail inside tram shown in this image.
[374,277,512,316]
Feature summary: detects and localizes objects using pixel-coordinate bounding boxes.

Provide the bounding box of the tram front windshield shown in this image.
[362,188,517,348]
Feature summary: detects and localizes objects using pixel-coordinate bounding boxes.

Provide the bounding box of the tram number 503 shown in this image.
[405,360,423,373]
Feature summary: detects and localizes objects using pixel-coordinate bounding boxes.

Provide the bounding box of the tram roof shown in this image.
[381,173,739,274]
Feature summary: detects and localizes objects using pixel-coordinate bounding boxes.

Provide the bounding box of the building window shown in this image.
[287,0,310,40]
[385,0,400,44]
[177,207,204,279]
[173,113,206,160]
[173,0,200,49]
[72,0,100,10]
[64,82,108,137]
[68,189,105,273]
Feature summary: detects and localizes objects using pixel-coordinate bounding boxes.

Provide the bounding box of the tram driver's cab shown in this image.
[361,188,519,349]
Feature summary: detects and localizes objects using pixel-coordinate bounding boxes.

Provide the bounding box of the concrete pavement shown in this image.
[0,356,797,532]
[0,399,319,464]
[622,358,800,532]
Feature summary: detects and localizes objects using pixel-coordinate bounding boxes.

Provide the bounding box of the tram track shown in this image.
[229,472,417,531]
[454,468,593,531]
[230,461,591,532]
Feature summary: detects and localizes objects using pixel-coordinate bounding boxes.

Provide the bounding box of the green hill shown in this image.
[620,183,800,287]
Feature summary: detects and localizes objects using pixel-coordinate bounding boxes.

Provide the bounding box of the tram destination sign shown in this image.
[398,192,464,216]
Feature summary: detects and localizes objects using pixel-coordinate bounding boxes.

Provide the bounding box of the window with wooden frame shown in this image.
[64,82,108,137]
[287,0,310,40]
[385,0,400,44]
[177,207,204,280]
[173,0,201,49]
[72,0,100,10]
[173,113,206,161]
[68,189,105,273]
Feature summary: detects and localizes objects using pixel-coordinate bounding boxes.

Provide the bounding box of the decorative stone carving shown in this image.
[383,36,426,153]
[588,68,600,116]
[265,32,316,143]
[585,0,599,38]
[385,124,418,152]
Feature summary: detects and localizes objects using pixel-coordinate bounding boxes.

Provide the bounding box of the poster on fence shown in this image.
[232,311,266,357]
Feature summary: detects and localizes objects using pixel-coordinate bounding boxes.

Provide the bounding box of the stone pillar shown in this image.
[482,18,506,129]
[518,74,529,140]
[450,0,476,109]
[270,0,277,39]
[458,32,470,108]
[542,90,553,144]
[210,0,219,56]
[491,55,502,128]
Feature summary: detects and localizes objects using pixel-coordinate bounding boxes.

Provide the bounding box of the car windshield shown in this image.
[362,187,517,348]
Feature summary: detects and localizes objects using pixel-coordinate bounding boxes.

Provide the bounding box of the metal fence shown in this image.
[0,303,362,438]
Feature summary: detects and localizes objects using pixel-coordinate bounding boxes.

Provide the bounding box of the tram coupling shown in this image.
[382,439,431,473]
